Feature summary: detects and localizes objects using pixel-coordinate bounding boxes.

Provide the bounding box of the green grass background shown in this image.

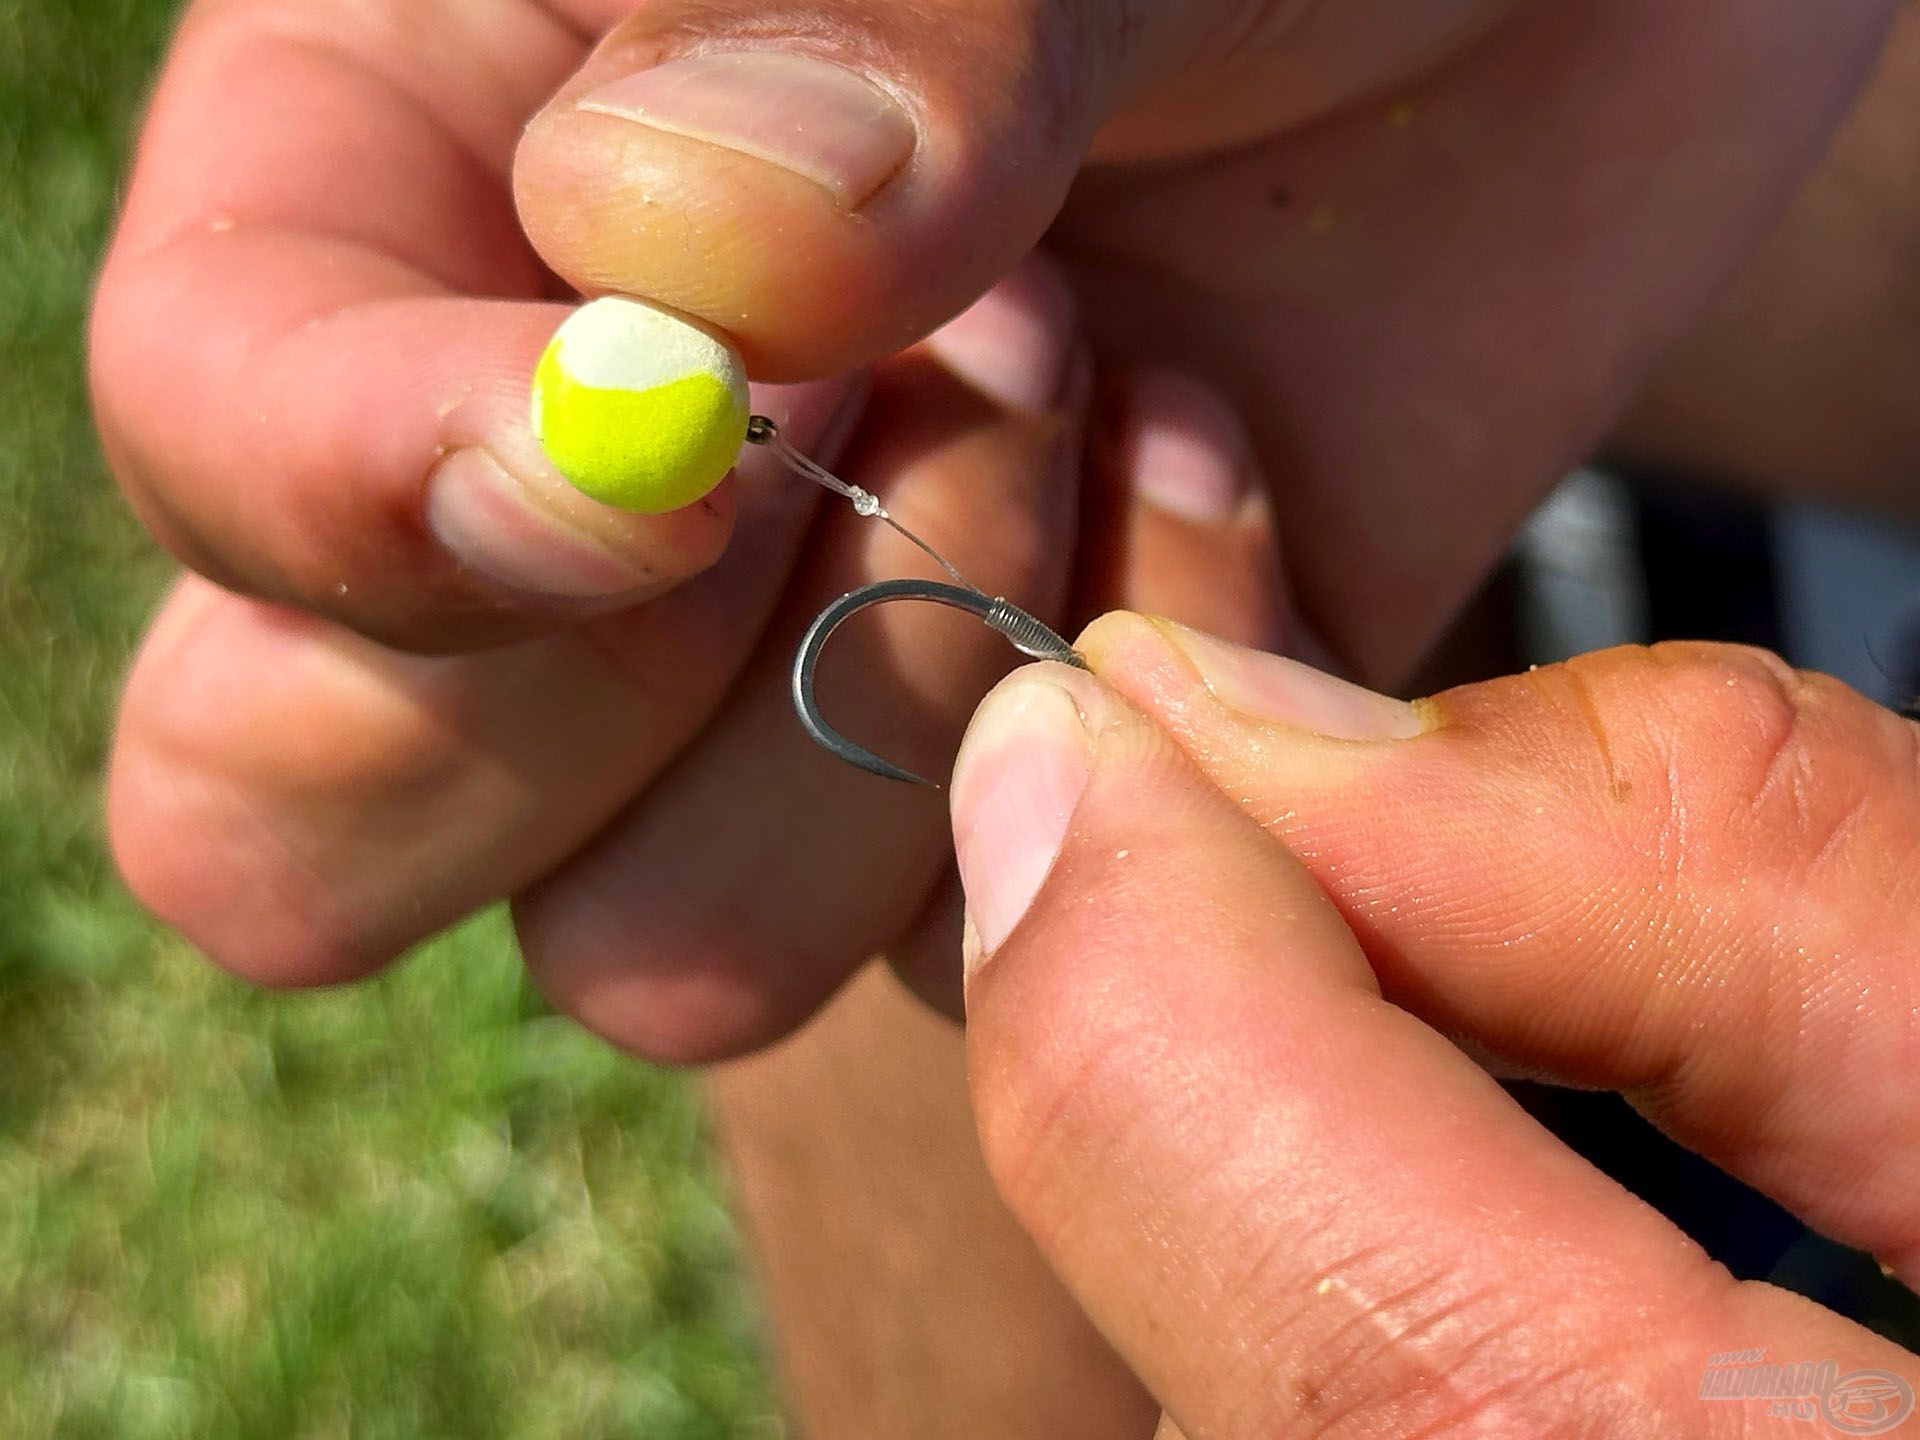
[0,3,776,1434]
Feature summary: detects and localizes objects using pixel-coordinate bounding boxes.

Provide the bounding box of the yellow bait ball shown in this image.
[531,297,750,513]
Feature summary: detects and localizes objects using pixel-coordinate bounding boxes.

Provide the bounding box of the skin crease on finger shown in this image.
[98,0,1897,669]
[1075,615,1920,1280]
[512,279,1090,1063]
[107,261,1097,1052]
[101,0,1904,1052]
[86,5,1920,1436]
[519,0,1897,686]
[514,0,1524,379]
[107,380,861,983]
[90,0,752,651]
[956,665,1918,1437]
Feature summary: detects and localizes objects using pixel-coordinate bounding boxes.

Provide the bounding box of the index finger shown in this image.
[91,0,730,651]
[951,665,1914,1437]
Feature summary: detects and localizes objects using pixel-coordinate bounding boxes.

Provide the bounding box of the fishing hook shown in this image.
[747,415,1084,787]
[792,578,1087,789]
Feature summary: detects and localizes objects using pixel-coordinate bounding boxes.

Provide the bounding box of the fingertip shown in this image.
[107,719,401,991]
[951,668,1099,973]
[1072,367,1296,651]
[1075,610,1202,702]
[92,226,746,651]
[1070,610,1234,750]
[919,252,1082,415]
[107,584,431,987]
[513,18,1088,380]
[515,85,926,378]
[1111,367,1260,528]
[514,896,845,1067]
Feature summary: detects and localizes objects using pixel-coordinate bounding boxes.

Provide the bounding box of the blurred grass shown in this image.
[0,3,776,1435]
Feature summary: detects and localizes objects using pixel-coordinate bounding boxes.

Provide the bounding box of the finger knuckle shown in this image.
[972,991,1176,1225]
[109,775,399,990]
[1229,1257,1673,1439]
[515,898,827,1066]
[1661,644,1920,886]
[1525,644,1920,893]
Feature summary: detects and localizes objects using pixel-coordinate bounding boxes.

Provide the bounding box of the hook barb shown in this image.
[793,578,1087,788]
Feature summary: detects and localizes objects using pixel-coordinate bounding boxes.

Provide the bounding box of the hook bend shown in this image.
[793,578,1086,788]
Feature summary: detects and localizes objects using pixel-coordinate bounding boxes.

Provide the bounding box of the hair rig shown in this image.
[744,415,1086,788]
[523,295,1079,787]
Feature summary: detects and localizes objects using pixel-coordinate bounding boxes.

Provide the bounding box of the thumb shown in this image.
[512,0,1505,378]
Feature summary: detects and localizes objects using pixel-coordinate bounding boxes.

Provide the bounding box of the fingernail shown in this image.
[924,258,1079,414]
[1124,371,1253,525]
[427,447,657,598]
[1160,621,1426,739]
[952,675,1095,978]
[578,53,916,209]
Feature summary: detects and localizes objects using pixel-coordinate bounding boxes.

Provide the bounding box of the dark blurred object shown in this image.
[1636,473,1784,652]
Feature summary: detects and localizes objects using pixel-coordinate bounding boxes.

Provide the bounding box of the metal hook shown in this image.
[793,578,1087,789]
[748,414,1083,786]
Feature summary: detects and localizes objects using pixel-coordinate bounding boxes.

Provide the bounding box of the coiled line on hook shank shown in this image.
[792,579,1087,789]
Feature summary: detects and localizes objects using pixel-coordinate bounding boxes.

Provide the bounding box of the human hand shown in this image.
[95,0,1895,1060]
[1617,0,1920,511]
[504,0,1894,677]
[953,616,1920,1434]
[105,250,1292,1050]
[87,0,1904,655]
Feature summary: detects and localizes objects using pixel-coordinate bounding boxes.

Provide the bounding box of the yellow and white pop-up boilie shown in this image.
[531,296,751,513]
[531,296,1087,789]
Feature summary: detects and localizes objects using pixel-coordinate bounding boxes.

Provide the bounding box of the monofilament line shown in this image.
[746,416,981,593]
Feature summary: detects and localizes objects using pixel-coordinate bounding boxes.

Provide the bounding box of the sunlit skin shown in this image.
[97,0,1898,1051]
[957,624,1920,1436]
[88,0,1920,1432]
